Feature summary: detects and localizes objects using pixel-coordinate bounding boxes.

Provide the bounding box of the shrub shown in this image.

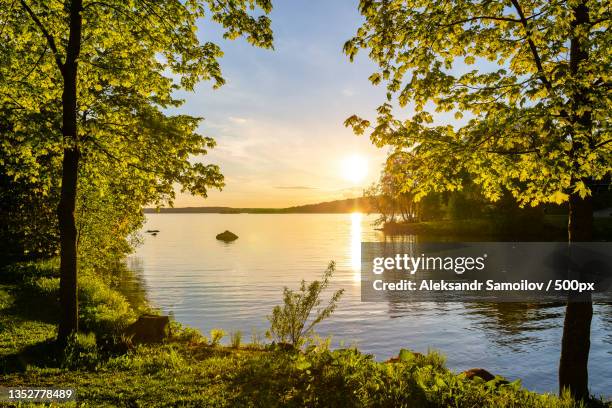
[32,276,60,295]
[105,345,186,374]
[230,330,242,348]
[267,261,344,348]
[61,332,100,370]
[250,329,264,348]
[78,273,136,336]
[210,329,226,346]
[171,322,207,345]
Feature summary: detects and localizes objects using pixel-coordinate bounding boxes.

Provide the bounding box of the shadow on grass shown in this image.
[7,285,59,324]
[0,339,63,374]
[0,282,61,373]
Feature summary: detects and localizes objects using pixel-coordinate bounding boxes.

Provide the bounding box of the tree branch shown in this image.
[594,139,611,149]
[485,148,538,155]
[18,45,48,82]
[88,137,159,175]
[510,0,553,92]
[18,0,64,71]
[438,15,522,27]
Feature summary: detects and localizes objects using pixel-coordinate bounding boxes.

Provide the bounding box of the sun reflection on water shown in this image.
[350,212,362,282]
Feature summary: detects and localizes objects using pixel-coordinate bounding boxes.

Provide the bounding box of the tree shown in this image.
[1,0,273,344]
[365,154,420,225]
[344,0,610,399]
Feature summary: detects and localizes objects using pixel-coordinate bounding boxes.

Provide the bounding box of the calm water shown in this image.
[128,213,611,397]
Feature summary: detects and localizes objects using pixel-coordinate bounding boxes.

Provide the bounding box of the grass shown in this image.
[0,260,608,407]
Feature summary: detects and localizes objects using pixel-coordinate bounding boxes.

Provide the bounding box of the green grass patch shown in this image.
[1,260,608,407]
[0,342,596,407]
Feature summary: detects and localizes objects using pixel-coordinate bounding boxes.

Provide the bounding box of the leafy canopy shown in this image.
[1,0,273,262]
[344,0,610,206]
[1,0,273,205]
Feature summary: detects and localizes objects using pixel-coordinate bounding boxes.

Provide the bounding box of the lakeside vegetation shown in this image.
[381,216,612,241]
[2,260,606,407]
[364,168,612,241]
[343,1,611,397]
[1,0,609,404]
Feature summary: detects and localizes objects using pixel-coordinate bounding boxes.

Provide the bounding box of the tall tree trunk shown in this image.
[558,2,592,400]
[57,0,83,345]
[559,190,593,400]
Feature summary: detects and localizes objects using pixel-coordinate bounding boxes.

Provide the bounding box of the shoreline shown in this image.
[2,260,606,406]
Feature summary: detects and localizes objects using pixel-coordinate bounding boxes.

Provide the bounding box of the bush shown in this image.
[2,258,59,283]
[171,321,207,345]
[61,332,100,370]
[230,330,242,348]
[105,345,187,374]
[78,273,136,337]
[276,346,583,408]
[267,261,344,348]
[250,329,264,348]
[210,329,226,346]
[4,259,137,338]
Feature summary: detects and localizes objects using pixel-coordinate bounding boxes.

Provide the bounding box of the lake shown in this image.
[127,213,611,397]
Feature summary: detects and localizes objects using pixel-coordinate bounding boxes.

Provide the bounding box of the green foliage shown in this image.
[0,0,275,273]
[267,261,345,348]
[0,172,59,262]
[105,346,187,374]
[210,328,226,346]
[230,330,243,348]
[172,322,208,345]
[5,344,590,407]
[3,259,138,341]
[0,0,274,202]
[345,0,611,206]
[365,154,445,224]
[250,329,265,348]
[61,332,100,370]
[1,261,602,407]
[78,273,137,336]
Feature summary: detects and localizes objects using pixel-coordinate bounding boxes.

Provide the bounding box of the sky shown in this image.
[171,1,391,208]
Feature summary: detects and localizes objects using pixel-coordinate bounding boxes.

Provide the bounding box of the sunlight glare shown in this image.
[341,155,368,184]
[350,212,362,282]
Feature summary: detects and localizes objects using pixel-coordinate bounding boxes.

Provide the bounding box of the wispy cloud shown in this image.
[274,186,317,190]
[342,88,355,97]
[337,186,366,198]
[173,2,390,207]
[228,116,248,124]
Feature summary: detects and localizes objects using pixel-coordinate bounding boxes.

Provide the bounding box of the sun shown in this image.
[341,154,368,184]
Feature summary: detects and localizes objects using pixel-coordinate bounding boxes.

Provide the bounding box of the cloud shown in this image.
[275,186,317,190]
[228,116,248,124]
[336,186,365,198]
[342,88,355,97]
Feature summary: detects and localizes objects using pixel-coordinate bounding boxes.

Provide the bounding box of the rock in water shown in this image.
[124,314,170,344]
[216,230,238,242]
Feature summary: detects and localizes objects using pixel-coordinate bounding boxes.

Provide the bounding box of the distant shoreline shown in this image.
[143,197,374,215]
[143,209,366,214]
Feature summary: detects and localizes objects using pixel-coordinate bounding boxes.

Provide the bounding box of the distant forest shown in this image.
[143,197,375,214]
